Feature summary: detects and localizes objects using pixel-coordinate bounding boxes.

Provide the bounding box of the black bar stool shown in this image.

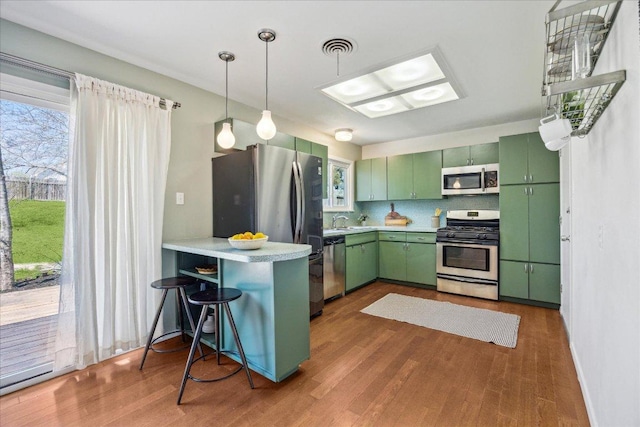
[177,287,254,404]
[139,276,204,370]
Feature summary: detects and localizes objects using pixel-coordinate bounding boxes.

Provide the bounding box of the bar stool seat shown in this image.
[177,287,254,404]
[139,276,203,370]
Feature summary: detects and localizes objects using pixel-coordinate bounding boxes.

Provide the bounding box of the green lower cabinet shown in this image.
[378,241,407,281]
[529,263,561,304]
[406,243,436,285]
[500,260,560,304]
[378,234,436,287]
[346,241,378,292]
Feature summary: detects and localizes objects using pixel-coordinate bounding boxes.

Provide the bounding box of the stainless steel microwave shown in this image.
[441,163,499,196]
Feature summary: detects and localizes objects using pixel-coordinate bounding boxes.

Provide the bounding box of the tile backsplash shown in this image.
[323,195,499,228]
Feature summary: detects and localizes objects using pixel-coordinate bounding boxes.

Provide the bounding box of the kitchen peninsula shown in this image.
[162,237,311,382]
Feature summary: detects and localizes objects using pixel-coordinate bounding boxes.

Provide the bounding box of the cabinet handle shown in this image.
[467,159,470,166]
[523,175,528,183]
[529,174,533,182]
[417,237,425,241]
[529,187,534,196]
[530,264,534,273]
[524,188,528,196]
[470,158,474,165]
[524,264,528,273]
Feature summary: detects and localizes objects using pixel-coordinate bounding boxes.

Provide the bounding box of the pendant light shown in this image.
[217,51,236,149]
[256,28,277,140]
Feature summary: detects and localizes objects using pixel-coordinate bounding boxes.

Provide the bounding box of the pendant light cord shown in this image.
[225,58,229,119]
[265,40,269,110]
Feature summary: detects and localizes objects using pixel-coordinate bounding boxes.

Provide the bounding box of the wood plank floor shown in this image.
[0,282,590,426]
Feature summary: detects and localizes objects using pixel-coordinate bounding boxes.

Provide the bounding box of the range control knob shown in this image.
[447,232,455,238]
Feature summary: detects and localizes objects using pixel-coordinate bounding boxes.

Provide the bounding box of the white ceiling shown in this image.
[0,0,555,145]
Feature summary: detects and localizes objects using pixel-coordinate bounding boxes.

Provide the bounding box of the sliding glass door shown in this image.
[0,72,69,390]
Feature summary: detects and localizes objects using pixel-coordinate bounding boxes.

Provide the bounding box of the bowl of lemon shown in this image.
[228,231,269,250]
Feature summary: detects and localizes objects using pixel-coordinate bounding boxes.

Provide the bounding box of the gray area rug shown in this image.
[361,293,520,348]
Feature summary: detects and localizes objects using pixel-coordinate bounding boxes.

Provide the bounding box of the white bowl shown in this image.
[228,236,269,250]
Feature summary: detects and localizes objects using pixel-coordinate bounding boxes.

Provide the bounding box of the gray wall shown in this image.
[0,18,361,242]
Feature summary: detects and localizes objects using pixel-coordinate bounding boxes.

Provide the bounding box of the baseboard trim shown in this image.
[569,341,597,427]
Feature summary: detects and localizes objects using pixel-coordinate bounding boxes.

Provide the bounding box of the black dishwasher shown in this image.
[323,235,346,301]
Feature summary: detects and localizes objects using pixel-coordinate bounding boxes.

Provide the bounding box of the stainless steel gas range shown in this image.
[436,210,500,300]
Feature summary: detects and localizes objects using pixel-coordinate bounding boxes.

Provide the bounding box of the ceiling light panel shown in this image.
[374,54,445,91]
[353,96,409,118]
[321,74,386,104]
[401,82,459,108]
[318,47,462,119]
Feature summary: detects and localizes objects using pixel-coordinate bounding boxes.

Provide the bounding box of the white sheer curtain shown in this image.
[55,74,173,370]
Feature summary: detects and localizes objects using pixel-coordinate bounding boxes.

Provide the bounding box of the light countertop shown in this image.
[162,237,311,262]
[323,225,439,237]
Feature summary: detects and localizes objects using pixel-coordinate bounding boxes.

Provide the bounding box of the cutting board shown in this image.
[384,203,409,226]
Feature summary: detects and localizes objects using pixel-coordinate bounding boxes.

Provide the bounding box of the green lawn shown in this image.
[9,199,66,265]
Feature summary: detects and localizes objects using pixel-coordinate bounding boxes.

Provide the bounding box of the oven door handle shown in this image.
[437,274,498,286]
[481,167,486,192]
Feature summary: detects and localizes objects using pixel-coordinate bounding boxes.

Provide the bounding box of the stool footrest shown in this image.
[186,351,244,383]
[149,331,194,354]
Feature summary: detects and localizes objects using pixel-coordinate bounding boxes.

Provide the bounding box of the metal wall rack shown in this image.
[542,0,625,136]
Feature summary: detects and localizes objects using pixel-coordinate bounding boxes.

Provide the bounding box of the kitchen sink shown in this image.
[323,226,374,236]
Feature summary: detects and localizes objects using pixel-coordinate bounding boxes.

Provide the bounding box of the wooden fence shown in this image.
[5,177,67,201]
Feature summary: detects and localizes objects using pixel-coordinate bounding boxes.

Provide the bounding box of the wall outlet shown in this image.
[598,225,604,249]
[176,192,184,205]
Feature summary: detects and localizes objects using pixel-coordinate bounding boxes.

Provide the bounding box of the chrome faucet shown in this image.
[331,214,349,229]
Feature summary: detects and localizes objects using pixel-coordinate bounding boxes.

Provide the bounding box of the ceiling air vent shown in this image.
[322,38,356,57]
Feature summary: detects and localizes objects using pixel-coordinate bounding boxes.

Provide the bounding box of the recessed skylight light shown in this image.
[318,47,462,118]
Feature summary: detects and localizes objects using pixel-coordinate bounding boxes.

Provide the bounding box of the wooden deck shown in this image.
[0,314,57,378]
[0,286,59,382]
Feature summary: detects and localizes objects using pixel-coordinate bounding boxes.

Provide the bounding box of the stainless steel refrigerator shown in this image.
[212,144,324,316]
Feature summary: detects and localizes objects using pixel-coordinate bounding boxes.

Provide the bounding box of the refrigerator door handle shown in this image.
[297,161,306,243]
[292,160,303,244]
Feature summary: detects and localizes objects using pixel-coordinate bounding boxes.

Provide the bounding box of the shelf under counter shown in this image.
[178,268,219,283]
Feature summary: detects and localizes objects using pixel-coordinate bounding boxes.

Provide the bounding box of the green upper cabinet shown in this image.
[387,151,442,200]
[294,137,312,154]
[413,150,442,200]
[268,132,295,150]
[500,183,560,265]
[442,142,498,167]
[356,158,387,201]
[387,154,413,200]
[499,133,559,185]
